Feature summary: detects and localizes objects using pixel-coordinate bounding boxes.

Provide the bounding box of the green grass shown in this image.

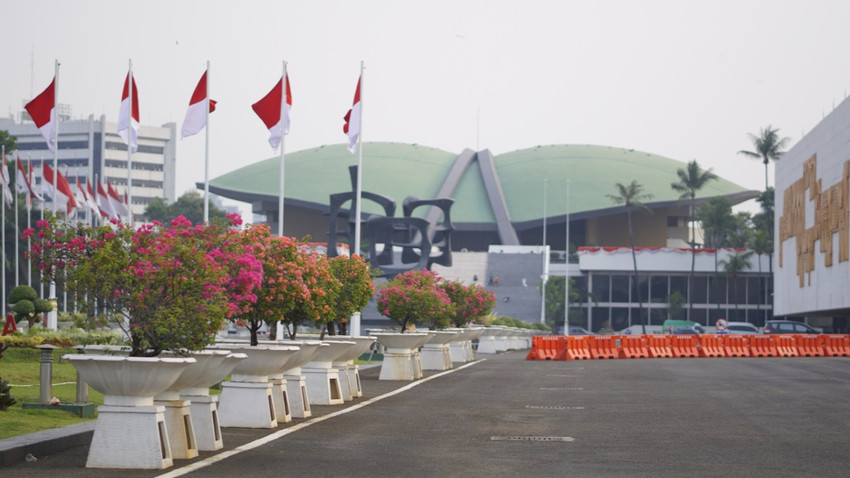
[1,348,102,440]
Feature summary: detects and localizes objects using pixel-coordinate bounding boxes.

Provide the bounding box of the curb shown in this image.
[0,421,95,466]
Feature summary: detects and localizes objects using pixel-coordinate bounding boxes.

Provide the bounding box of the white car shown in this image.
[723,321,760,334]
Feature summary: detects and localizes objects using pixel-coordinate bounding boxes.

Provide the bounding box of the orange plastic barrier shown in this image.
[698,334,726,358]
[589,335,619,359]
[796,334,824,357]
[723,335,751,357]
[526,336,564,361]
[619,335,649,359]
[822,334,850,357]
[748,335,776,357]
[670,335,699,358]
[775,334,799,357]
[565,335,592,360]
[647,335,673,358]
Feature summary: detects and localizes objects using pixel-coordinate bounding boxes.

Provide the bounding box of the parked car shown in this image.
[556,326,595,335]
[763,320,823,334]
[723,321,760,334]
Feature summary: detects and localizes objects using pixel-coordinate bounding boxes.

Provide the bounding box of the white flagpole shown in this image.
[540,179,547,325]
[1,145,5,316]
[48,60,59,330]
[126,59,133,227]
[278,60,287,237]
[203,60,211,223]
[27,154,32,287]
[14,156,19,288]
[351,61,365,337]
[353,61,364,257]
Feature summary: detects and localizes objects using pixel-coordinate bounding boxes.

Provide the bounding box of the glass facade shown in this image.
[574,271,774,332]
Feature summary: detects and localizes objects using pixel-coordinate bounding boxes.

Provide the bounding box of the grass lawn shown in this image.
[0,347,102,440]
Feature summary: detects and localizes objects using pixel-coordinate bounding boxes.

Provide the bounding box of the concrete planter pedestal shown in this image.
[419,330,459,370]
[302,341,357,405]
[372,333,433,381]
[63,355,195,470]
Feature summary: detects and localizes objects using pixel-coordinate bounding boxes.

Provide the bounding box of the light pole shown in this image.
[541,179,548,325]
[564,180,571,336]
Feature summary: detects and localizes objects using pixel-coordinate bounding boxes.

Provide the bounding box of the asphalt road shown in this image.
[6,352,850,477]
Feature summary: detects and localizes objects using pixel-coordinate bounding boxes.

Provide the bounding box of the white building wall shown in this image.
[775,96,850,316]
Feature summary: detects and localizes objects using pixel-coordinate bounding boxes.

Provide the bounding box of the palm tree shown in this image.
[720,251,754,321]
[607,180,653,334]
[738,125,791,191]
[671,160,717,321]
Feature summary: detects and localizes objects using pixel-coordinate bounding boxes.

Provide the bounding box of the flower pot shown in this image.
[63,354,195,470]
[302,341,357,405]
[420,330,460,371]
[371,332,433,381]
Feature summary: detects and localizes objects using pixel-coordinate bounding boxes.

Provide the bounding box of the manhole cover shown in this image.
[490,436,575,442]
[539,387,583,391]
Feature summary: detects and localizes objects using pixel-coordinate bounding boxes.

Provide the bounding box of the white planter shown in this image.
[372,333,433,381]
[212,344,299,429]
[321,336,376,399]
[63,354,195,470]
[419,330,459,371]
[277,340,324,418]
[157,350,246,453]
[302,341,357,405]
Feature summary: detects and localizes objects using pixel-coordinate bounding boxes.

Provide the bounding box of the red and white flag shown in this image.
[0,155,13,205]
[15,157,30,196]
[24,78,57,151]
[181,70,217,138]
[107,183,128,223]
[251,74,292,151]
[118,72,140,154]
[74,176,98,217]
[96,181,115,220]
[42,163,77,214]
[26,160,42,210]
[84,180,99,215]
[343,76,362,154]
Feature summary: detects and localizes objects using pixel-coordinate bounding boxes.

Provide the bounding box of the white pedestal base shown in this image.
[420,344,453,371]
[182,394,223,451]
[379,350,417,381]
[284,370,312,418]
[346,364,363,398]
[332,361,355,401]
[155,399,198,460]
[218,381,277,428]
[269,377,292,423]
[449,341,468,362]
[477,336,499,354]
[302,367,344,405]
[86,405,172,469]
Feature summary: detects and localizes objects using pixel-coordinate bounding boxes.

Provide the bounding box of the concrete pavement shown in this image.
[3,351,850,477]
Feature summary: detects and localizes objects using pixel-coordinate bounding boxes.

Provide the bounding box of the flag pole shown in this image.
[351,61,365,337]
[27,155,32,287]
[278,60,287,237]
[2,145,5,318]
[48,59,59,330]
[126,59,133,226]
[353,60,364,257]
[203,60,210,223]
[14,156,19,288]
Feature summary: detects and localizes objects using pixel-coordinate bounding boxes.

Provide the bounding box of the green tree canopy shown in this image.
[738,125,790,191]
[144,190,228,225]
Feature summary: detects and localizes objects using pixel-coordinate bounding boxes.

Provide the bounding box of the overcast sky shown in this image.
[4,0,850,216]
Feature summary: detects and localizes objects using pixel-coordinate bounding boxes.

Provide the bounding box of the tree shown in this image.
[749,229,771,323]
[326,255,375,335]
[144,190,227,225]
[671,160,718,321]
[720,251,753,321]
[738,125,790,191]
[543,276,581,330]
[607,180,653,334]
[0,130,18,154]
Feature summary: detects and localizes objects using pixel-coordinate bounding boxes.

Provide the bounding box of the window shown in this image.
[650,276,668,302]
[591,274,611,303]
[611,275,629,302]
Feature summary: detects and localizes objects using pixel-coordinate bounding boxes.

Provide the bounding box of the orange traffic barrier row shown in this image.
[620,335,649,359]
[589,335,619,359]
[527,334,850,361]
[698,334,725,358]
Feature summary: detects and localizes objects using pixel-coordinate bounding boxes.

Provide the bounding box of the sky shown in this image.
[3,0,850,218]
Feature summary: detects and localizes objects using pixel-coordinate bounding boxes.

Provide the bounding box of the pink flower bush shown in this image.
[27,215,262,356]
[440,280,497,327]
[376,269,453,332]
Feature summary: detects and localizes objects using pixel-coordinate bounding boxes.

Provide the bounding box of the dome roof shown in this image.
[207,142,756,226]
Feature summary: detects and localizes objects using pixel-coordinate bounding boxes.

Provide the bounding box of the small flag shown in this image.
[0,155,13,205]
[96,181,115,220]
[107,183,128,223]
[118,71,140,154]
[343,76,361,154]
[181,70,217,138]
[42,163,77,214]
[24,78,57,151]
[251,74,292,151]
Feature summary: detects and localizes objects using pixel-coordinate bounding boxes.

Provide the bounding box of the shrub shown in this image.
[0,377,16,411]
